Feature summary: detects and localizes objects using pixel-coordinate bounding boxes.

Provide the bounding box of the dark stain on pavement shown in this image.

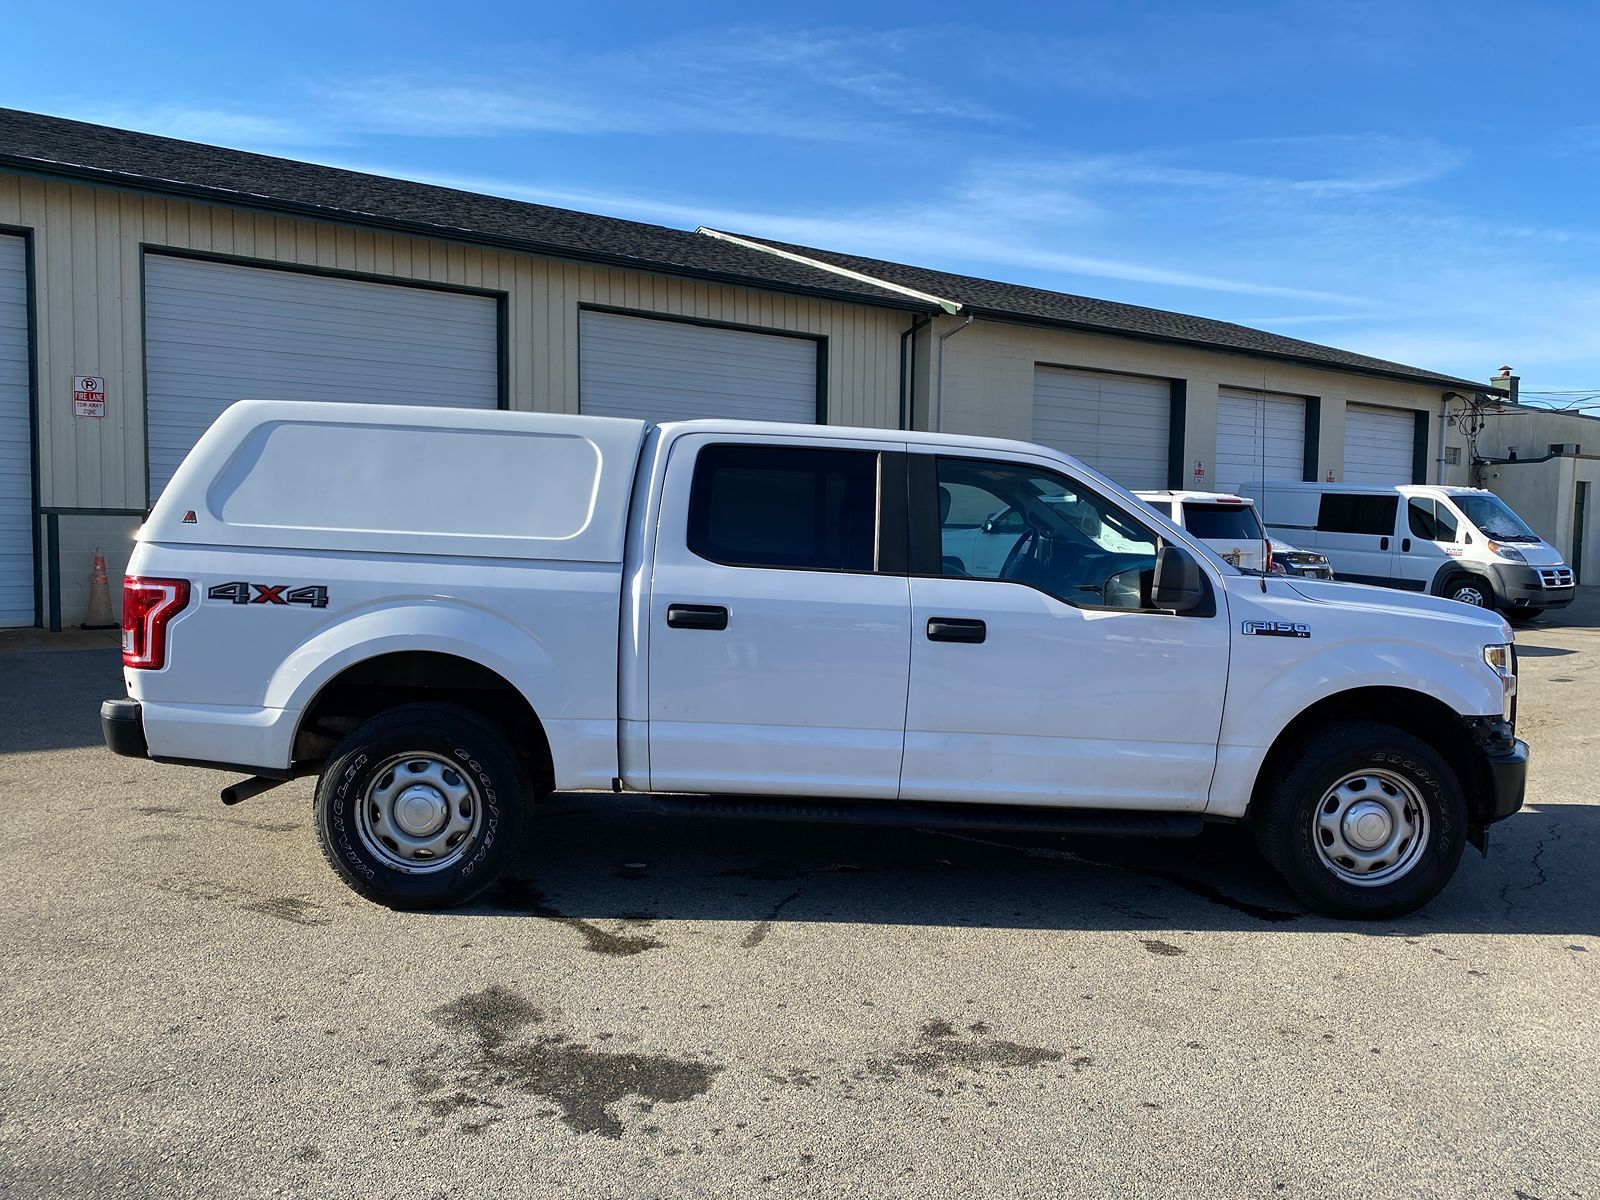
[742,889,804,949]
[482,878,665,957]
[241,896,333,927]
[1141,938,1186,956]
[866,1017,1064,1081]
[156,877,332,926]
[412,985,721,1139]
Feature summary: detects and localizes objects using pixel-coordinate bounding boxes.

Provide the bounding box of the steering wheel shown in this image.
[999,524,1037,580]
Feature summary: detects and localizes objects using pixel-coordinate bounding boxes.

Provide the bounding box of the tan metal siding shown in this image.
[0,173,908,510]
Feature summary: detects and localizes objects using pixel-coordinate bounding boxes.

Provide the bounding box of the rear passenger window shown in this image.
[687,444,878,571]
[1319,493,1398,536]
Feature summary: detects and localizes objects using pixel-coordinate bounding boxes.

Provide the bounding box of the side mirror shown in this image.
[1153,544,1208,614]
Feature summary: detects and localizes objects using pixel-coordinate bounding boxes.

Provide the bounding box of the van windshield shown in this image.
[1182,502,1264,541]
[1451,494,1540,542]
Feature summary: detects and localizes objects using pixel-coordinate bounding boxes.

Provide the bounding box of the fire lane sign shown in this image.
[73,375,106,418]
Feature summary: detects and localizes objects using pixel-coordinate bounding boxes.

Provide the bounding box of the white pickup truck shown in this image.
[102,402,1528,919]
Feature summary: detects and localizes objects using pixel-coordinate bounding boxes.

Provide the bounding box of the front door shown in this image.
[1400,495,1461,590]
[646,435,911,798]
[901,453,1230,811]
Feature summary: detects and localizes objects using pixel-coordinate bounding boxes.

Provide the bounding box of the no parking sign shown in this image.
[73,375,105,418]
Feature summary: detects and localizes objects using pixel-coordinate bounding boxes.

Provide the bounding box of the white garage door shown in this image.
[1215,388,1306,494]
[0,235,32,628]
[1343,404,1416,484]
[1032,367,1170,490]
[579,310,817,424]
[145,255,498,501]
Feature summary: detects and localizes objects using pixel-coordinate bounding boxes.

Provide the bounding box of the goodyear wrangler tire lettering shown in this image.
[312,703,528,910]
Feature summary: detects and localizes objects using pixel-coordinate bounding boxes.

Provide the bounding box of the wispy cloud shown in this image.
[323,27,1002,143]
[54,103,328,148]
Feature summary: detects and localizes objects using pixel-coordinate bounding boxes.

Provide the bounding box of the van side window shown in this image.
[1407,498,1458,542]
[687,444,878,572]
[1318,493,1397,536]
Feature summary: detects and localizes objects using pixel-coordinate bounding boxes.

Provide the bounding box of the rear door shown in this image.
[645,434,911,798]
[1315,492,1400,586]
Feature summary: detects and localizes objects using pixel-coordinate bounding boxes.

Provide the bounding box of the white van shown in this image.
[1244,482,1574,622]
[1135,490,1334,580]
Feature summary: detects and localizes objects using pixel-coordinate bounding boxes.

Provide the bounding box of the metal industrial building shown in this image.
[0,107,1519,628]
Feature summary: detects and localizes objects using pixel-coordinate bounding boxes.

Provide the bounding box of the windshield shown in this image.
[1451,494,1540,542]
[1182,502,1264,542]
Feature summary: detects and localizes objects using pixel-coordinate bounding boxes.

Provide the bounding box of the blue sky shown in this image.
[6,1,1600,395]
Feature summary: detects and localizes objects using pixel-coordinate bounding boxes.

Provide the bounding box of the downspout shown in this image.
[935,314,976,433]
[1438,392,1452,483]
[899,313,932,430]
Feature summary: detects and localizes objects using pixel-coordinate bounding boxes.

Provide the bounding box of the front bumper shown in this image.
[101,698,150,759]
[1483,738,1530,823]
[1489,563,1575,611]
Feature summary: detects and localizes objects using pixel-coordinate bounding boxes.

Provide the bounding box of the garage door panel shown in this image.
[0,234,32,627]
[580,311,817,423]
[1215,388,1305,494]
[1343,405,1416,484]
[145,256,498,500]
[1032,367,1169,491]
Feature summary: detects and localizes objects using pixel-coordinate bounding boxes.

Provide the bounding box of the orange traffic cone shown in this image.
[82,547,117,630]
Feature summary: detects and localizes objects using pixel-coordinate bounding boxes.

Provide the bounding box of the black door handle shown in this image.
[927,617,986,643]
[666,604,728,631]
[1401,538,1412,552]
[1380,536,1390,550]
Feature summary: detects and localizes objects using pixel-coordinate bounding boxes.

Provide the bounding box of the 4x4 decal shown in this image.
[207,581,329,608]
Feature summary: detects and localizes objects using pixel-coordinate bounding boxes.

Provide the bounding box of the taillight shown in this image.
[122,577,190,669]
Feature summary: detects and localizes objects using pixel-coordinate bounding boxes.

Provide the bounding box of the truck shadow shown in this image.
[461,796,1597,939]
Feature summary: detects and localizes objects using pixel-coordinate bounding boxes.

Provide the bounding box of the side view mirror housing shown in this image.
[1153,544,1211,614]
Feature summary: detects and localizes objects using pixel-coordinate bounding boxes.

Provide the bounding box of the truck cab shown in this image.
[103,402,1529,920]
[1134,489,1334,579]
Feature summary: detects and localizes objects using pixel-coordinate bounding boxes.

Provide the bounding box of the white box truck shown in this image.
[103,402,1528,918]
[1243,482,1574,622]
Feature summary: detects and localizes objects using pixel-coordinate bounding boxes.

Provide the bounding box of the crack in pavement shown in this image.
[742,888,805,949]
[1499,821,1559,917]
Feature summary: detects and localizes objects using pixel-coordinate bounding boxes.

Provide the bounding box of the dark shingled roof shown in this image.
[726,233,1487,392]
[0,107,926,311]
[0,107,1485,393]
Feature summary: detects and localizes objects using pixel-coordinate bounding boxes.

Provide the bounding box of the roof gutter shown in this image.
[698,228,961,315]
[0,155,931,314]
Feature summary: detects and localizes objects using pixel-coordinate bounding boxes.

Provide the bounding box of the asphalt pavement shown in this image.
[0,600,1594,1199]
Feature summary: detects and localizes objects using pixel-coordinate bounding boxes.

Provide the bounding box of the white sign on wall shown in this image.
[73,375,106,418]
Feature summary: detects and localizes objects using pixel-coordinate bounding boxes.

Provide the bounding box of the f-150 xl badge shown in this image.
[1242,620,1310,638]
[207,581,329,608]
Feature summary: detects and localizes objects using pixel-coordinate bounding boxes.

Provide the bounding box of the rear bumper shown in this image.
[101,698,150,759]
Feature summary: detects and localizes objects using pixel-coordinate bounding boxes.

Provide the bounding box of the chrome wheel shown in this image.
[1450,582,1488,607]
[357,753,482,874]
[1313,768,1431,886]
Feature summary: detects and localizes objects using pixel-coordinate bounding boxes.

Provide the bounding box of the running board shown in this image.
[646,795,1203,838]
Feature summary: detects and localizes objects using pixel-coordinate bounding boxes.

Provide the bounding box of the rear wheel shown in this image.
[1254,720,1467,919]
[314,702,527,909]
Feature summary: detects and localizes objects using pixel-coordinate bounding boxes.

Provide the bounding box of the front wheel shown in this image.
[1505,608,1542,626]
[314,703,527,909]
[1444,573,1495,610]
[1253,721,1467,919]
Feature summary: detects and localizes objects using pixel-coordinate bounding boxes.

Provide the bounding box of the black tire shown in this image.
[1442,572,1496,611]
[1505,607,1542,626]
[1253,720,1467,920]
[314,702,528,909]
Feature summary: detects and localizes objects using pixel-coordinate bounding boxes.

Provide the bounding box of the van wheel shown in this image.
[1254,721,1466,919]
[1505,608,1542,625]
[1444,573,1495,609]
[313,703,526,909]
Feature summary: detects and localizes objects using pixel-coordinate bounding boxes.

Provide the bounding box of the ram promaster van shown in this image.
[1244,482,1574,622]
[1135,491,1334,580]
[103,402,1528,919]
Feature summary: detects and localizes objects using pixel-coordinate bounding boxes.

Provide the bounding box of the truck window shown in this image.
[687,444,878,572]
[1182,502,1264,541]
[935,457,1159,609]
[1407,498,1458,542]
[1318,493,1398,536]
